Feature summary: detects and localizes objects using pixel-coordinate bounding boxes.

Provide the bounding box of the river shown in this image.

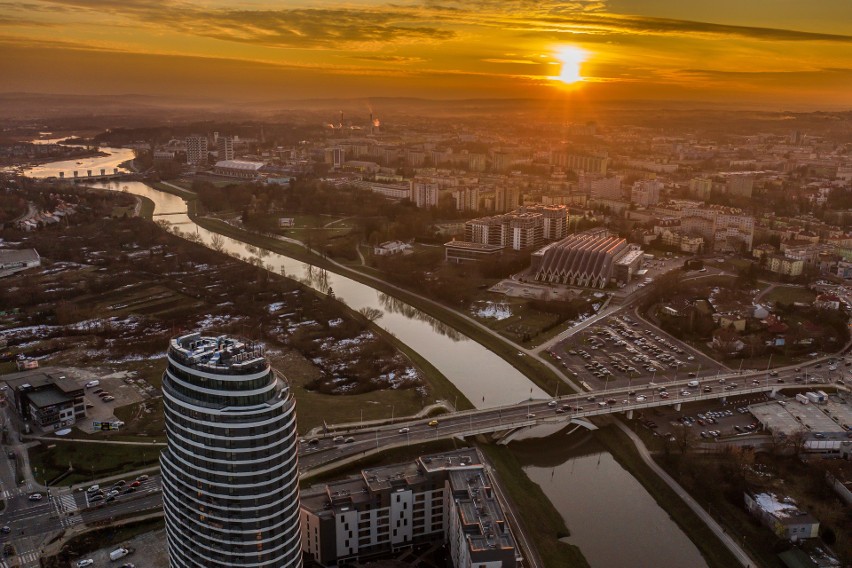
[511,425,708,568]
[22,148,708,567]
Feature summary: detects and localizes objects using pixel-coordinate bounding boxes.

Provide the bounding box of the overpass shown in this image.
[298,368,842,474]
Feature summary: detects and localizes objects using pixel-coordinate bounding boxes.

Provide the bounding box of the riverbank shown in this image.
[595,420,745,568]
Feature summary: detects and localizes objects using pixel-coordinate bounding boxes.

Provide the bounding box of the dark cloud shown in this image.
[524,13,852,43]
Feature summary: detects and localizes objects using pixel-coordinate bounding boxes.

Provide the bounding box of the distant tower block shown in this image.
[100,168,106,176]
[113,168,118,175]
[73,171,78,178]
[87,170,92,177]
[59,172,64,179]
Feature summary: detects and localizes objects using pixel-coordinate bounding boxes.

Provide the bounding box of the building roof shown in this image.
[0,248,40,265]
[444,240,503,252]
[214,160,264,171]
[27,388,72,408]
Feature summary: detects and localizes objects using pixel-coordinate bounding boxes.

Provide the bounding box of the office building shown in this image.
[185,136,209,166]
[300,448,519,568]
[3,369,85,431]
[217,136,234,161]
[160,333,302,568]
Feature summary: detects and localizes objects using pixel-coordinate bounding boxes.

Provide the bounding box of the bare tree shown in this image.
[359,307,383,322]
[210,233,225,253]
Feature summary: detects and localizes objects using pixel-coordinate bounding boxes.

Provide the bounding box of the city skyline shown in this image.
[1,0,851,107]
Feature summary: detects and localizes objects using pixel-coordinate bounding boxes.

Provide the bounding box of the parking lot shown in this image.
[633,391,772,441]
[549,312,724,390]
[78,371,149,434]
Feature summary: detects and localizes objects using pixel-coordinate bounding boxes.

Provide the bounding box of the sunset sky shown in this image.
[1,0,851,107]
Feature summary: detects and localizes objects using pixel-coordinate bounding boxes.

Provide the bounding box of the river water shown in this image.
[22,148,708,567]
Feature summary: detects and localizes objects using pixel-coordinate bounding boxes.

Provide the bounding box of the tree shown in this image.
[359,307,383,322]
[210,233,225,253]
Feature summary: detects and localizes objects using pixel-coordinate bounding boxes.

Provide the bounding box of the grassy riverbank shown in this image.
[480,443,590,568]
[595,423,742,568]
[189,213,566,398]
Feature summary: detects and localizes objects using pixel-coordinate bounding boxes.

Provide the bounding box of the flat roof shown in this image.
[214,160,264,170]
[27,388,72,408]
[0,249,40,265]
[444,240,503,252]
[749,399,847,436]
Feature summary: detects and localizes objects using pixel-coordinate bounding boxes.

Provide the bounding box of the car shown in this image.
[526,413,536,418]
[113,480,126,487]
[120,564,136,568]
[84,380,100,388]
[428,420,439,427]
[121,487,136,495]
[0,526,9,534]
[555,408,565,414]
[344,437,355,443]
[635,395,647,402]
[6,451,14,459]
[93,388,104,394]
[136,474,149,482]
[90,494,104,502]
[398,427,410,434]
[28,493,43,501]
[680,390,691,396]
[76,560,94,568]
[102,396,115,402]
[106,490,119,498]
[307,438,319,445]
[106,495,116,502]
[130,481,141,487]
[87,484,100,493]
[98,392,111,398]
[547,400,558,407]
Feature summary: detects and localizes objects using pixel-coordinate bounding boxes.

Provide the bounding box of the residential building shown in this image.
[352,180,411,201]
[552,151,608,175]
[726,175,754,198]
[412,181,439,208]
[688,177,713,200]
[373,241,411,256]
[766,255,804,276]
[217,136,234,161]
[463,211,545,251]
[494,186,520,212]
[630,179,663,207]
[300,448,519,568]
[160,333,302,568]
[185,136,208,166]
[452,188,480,212]
[744,492,819,541]
[4,369,85,431]
[578,173,621,199]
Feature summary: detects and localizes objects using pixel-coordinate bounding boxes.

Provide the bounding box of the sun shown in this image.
[555,46,588,84]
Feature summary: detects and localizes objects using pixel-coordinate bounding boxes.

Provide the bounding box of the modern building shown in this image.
[3,369,85,431]
[300,448,519,567]
[463,212,543,251]
[217,136,235,161]
[494,186,520,213]
[185,136,209,166]
[452,188,480,212]
[160,333,302,568]
[444,240,504,264]
[530,230,639,288]
[212,160,265,179]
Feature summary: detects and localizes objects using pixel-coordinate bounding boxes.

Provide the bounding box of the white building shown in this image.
[212,160,265,179]
[160,333,303,568]
[217,136,234,161]
[631,179,663,207]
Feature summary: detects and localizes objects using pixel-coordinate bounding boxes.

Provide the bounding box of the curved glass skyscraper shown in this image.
[161,333,302,568]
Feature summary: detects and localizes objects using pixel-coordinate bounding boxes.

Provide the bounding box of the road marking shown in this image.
[55,493,79,514]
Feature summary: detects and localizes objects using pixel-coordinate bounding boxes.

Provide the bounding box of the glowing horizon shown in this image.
[0,0,850,107]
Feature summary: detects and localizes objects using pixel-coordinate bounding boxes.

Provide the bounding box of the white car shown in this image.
[680,390,691,396]
[76,560,94,568]
[85,380,100,388]
[398,427,410,434]
[635,395,647,402]
[28,493,43,501]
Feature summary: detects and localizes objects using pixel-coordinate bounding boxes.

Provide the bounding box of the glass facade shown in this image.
[161,334,303,568]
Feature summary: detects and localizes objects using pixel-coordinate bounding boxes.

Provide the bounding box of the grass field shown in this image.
[762,286,817,305]
[480,443,590,568]
[29,441,161,486]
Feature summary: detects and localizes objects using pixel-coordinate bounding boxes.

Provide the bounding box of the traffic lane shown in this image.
[77,476,161,509]
[80,494,162,525]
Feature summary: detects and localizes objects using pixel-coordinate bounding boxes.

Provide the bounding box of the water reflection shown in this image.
[377,293,463,341]
[513,427,709,568]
